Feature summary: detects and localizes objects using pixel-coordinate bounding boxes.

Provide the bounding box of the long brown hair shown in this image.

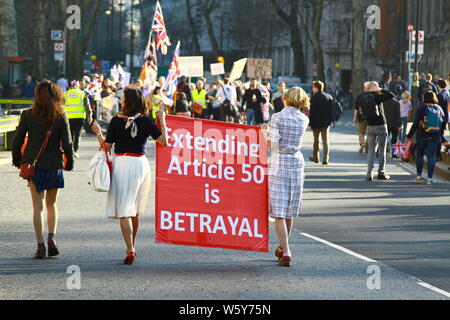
[121,87,149,117]
[32,81,65,127]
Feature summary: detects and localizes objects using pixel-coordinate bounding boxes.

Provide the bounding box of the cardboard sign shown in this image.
[229,58,248,82]
[210,63,225,76]
[179,56,204,78]
[155,116,269,252]
[247,58,272,79]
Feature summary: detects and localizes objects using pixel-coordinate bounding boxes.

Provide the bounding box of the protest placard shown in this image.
[210,63,225,76]
[247,58,272,79]
[229,58,248,82]
[155,116,269,252]
[179,56,204,78]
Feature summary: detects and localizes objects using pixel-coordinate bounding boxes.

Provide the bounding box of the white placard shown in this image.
[179,56,204,78]
[210,63,225,76]
[54,52,64,61]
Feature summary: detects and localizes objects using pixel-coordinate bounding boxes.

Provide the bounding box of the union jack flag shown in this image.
[392,142,406,156]
[163,42,181,98]
[152,1,171,55]
[138,31,158,96]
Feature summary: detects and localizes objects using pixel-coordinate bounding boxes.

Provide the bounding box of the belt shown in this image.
[115,153,145,158]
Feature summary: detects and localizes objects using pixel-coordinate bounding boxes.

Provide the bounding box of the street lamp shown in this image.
[118,1,125,62]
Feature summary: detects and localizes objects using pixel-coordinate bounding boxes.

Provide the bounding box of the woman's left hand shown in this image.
[91,121,102,135]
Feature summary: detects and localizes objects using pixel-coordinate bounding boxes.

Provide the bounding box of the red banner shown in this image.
[155,116,269,252]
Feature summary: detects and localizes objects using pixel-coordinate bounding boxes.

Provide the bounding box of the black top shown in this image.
[355,90,395,126]
[382,99,402,128]
[309,92,333,129]
[105,116,162,155]
[176,82,192,102]
[12,109,74,170]
[243,89,265,110]
[175,99,190,113]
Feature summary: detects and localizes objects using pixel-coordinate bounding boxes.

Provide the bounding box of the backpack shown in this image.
[330,99,344,123]
[358,93,380,121]
[422,105,444,133]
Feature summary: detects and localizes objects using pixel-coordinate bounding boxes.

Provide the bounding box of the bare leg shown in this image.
[120,218,135,254]
[45,189,59,235]
[29,181,45,244]
[286,218,294,237]
[275,218,291,256]
[131,215,140,247]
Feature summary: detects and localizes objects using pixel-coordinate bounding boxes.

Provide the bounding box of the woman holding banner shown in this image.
[266,87,310,267]
[92,87,168,265]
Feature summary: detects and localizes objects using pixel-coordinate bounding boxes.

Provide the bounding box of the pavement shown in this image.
[0,116,450,300]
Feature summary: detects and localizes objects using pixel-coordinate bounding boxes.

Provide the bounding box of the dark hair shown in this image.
[423,91,438,105]
[177,92,187,101]
[32,81,65,127]
[152,86,161,95]
[313,81,324,92]
[437,80,447,89]
[121,88,149,117]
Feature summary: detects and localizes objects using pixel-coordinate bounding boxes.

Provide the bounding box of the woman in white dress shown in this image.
[92,88,168,265]
[266,87,310,267]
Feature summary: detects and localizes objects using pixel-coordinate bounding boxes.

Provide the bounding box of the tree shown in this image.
[0,0,19,76]
[185,0,202,55]
[352,0,364,94]
[196,0,220,55]
[65,0,103,80]
[270,0,306,81]
[310,0,325,82]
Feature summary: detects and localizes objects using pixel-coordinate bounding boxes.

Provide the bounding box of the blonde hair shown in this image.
[402,91,411,102]
[284,86,310,109]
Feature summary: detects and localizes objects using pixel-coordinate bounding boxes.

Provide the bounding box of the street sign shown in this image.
[51,30,64,41]
[412,31,425,43]
[54,52,64,62]
[54,43,64,52]
[406,51,423,63]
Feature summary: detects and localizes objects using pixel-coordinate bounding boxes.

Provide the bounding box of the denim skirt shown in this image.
[32,169,65,193]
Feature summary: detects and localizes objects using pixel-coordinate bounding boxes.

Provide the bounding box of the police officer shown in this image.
[192,80,209,119]
[65,80,93,158]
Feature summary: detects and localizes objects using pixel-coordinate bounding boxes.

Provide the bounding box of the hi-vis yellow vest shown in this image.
[192,89,207,109]
[65,88,86,119]
[151,95,162,119]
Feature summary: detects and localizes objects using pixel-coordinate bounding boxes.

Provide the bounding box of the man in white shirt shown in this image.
[215,78,239,123]
[56,74,69,92]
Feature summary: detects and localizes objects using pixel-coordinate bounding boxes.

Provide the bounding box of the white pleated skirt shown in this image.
[105,156,151,219]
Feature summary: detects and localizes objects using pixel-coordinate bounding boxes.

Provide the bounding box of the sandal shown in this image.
[274,246,283,260]
[124,252,137,265]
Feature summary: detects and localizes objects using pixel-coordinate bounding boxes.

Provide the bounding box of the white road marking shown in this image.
[300,232,450,299]
[300,232,378,263]
[417,281,450,298]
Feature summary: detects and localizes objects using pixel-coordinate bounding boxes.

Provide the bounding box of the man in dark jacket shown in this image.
[436,80,449,161]
[382,98,402,158]
[176,76,192,103]
[309,81,333,165]
[418,73,439,104]
[355,81,395,181]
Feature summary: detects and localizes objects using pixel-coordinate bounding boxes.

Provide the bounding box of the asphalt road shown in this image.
[0,115,449,300]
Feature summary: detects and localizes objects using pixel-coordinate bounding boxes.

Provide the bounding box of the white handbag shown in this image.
[87,146,113,192]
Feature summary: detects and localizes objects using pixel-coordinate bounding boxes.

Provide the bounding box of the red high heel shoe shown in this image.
[124,252,137,265]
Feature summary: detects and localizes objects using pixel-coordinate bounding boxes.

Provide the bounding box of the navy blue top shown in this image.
[407,104,446,142]
[105,116,162,155]
[22,81,37,99]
